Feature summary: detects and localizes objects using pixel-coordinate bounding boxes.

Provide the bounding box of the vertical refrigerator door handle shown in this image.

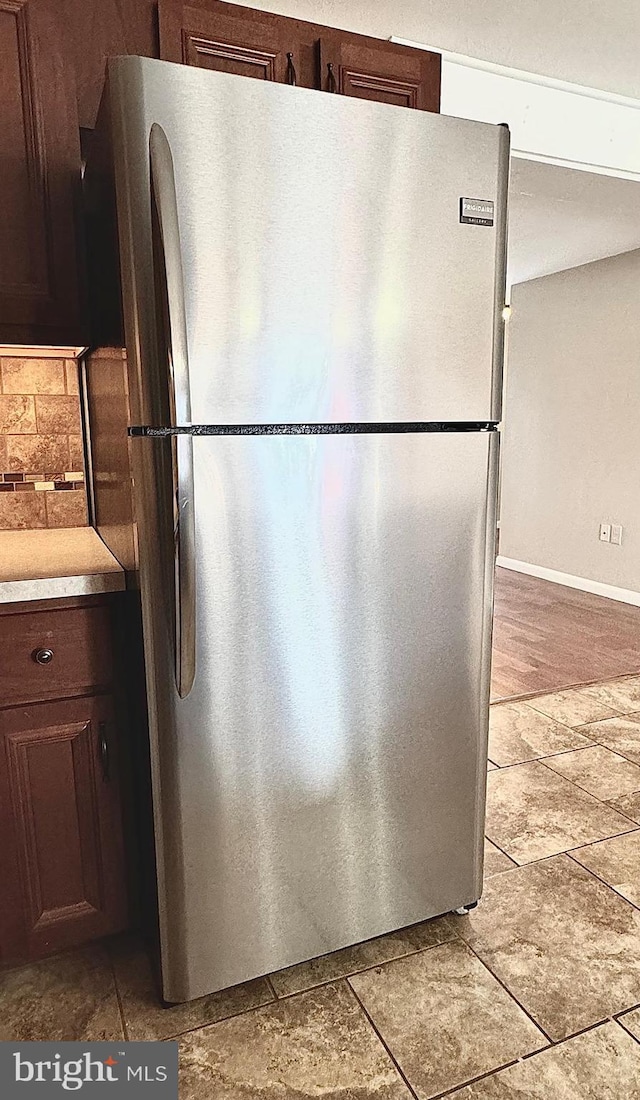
[149,123,196,698]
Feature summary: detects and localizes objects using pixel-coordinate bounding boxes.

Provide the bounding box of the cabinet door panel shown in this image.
[184,35,283,79]
[0,695,127,963]
[160,0,317,86]
[0,0,83,343]
[319,34,441,111]
[180,10,287,80]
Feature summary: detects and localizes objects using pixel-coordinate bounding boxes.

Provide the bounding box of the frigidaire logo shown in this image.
[459,196,495,226]
[1,1043,178,1098]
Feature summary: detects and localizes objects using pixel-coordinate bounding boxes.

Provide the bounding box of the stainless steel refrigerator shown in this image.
[106,56,509,1002]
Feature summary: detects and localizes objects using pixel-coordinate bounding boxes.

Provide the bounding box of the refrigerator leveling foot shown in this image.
[453,901,479,915]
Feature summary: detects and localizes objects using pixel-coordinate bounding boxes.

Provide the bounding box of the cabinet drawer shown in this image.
[0,605,113,705]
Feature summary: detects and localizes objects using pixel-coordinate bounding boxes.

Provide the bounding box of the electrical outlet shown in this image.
[611,524,623,546]
[599,523,611,543]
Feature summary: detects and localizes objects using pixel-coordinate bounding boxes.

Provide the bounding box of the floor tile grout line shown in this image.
[456,936,554,1046]
[535,753,640,806]
[459,931,640,1055]
[492,701,593,733]
[498,1015,640,1071]
[491,694,613,721]
[493,670,640,708]
[483,832,640,874]
[493,748,640,818]
[614,1009,640,1046]
[483,834,517,865]
[617,1019,640,1046]
[108,947,129,1042]
[565,849,640,911]
[124,982,286,1044]
[602,805,640,825]
[525,700,620,726]
[539,740,640,772]
[575,711,640,734]
[578,748,640,776]
[573,733,640,775]
[147,992,297,1044]
[487,741,640,817]
[428,1058,520,1100]
[563,829,640,858]
[343,978,421,1100]
[519,1014,618,1054]
[487,739,612,771]
[498,698,610,720]
[268,929,460,1002]
[264,973,278,1002]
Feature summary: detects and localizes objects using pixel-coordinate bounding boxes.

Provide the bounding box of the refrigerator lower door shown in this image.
[136,429,498,1002]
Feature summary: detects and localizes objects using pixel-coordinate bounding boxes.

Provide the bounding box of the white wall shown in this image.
[499,249,640,596]
[232,0,640,99]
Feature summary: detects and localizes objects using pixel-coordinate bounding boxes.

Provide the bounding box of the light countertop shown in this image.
[0,527,125,604]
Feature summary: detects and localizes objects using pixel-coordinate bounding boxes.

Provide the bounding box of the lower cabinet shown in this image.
[0,599,130,965]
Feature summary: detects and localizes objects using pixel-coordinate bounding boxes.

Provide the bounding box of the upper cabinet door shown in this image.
[159,0,319,88]
[318,34,440,110]
[158,0,441,110]
[0,0,83,344]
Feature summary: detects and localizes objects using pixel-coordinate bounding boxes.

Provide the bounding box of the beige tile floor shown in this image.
[3,674,640,1097]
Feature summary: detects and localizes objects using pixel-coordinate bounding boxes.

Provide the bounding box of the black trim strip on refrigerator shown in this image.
[129,421,498,437]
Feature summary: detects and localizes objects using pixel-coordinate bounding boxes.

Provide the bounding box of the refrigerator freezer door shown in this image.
[137,429,498,1001]
[110,57,508,428]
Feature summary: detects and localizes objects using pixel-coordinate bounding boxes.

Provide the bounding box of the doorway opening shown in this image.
[492,158,640,702]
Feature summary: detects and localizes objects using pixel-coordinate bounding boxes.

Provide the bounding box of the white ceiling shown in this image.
[507,158,640,288]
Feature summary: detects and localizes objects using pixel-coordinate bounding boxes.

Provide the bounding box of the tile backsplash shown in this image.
[0,355,88,530]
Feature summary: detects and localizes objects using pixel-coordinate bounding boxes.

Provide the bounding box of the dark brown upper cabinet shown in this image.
[158,0,441,110]
[159,1,320,88]
[0,0,84,344]
[318,33,440,110]
[62,0,158,130]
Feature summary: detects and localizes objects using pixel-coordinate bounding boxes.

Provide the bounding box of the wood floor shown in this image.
[491,567,640,701]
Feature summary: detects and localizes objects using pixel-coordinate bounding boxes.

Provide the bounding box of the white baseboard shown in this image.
[496,556,640,607]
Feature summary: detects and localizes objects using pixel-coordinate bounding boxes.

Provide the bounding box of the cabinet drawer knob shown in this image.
[33,647,54,665]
